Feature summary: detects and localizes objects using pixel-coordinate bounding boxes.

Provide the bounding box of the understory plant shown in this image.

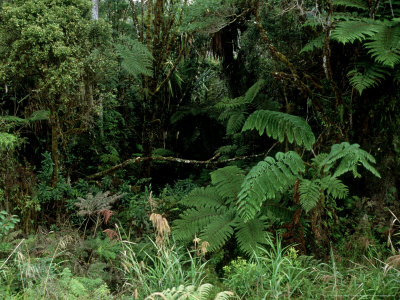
[174,109,381,253]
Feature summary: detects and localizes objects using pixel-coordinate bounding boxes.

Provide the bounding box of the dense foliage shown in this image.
[0,0,400,298]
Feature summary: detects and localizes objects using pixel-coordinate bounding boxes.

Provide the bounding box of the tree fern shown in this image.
[181,186,225,209]
[242,110,315,150]
[215,80,265,109]
[299,179,321,213]
[237,151,305,221]
[236,216,269,255]
[226,112,246,136]
[319,142,380,178]
[300,35,324,53]
[320,176,349,199]
[173,206,228,241]
[210,166,245,202]
[347,62,390,94]
[331,19,380,43]
[115,36,153,78]
[174,166,269,254]
[364,21,400,67]
[199,210,236,252]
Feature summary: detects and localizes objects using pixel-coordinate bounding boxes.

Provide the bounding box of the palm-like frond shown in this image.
[299,179,321,213]
[237,151,305,221]
[331,20,380,44]
[115,36,153,78]
[199,210,236,251]
[181,186,225,209]
[235,216,269,255]
[300,35,324,53]
[173,206,227,241]
[210,166,245,202]
[365,22,400,67]
[242,110,315,150]
[320,176,349,199]
[318,142,380,178]
[347,62,390,94]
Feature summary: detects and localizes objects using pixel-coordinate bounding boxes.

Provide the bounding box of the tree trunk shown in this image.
[50,109,59,187]
[92,0,99,20]
[140,108,153,178]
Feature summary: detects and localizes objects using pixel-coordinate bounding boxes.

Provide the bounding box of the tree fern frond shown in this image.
[365,22,400,67]
[215,80,265,109]
[235,217,269,255]
[320,176,349,199]
[173,206,226,241]
[299,179,321,213]
[199,210,236,251]
[318,142,380,178]
[181,186,225,209]
[210,166,245,203]
[261,204,296,223]
[115,36,153,78]
[333,0,369,10]
[215,145,238,155]
[242,110,315,150]
[331,20,380,43]
[237,151,305,221]
[300,35,324,53]
[226,112,246,135]
[347,62,390,94]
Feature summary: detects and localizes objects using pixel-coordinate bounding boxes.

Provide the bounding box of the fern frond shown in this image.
[331,20,379,43]
[365,22,400,67]
[215,80,265,109]
[299,179,321,212]
[242,110,315,150]
[210,166,245,203]
[28,110,50,122]
[300,35,324,53]
[173,206,227,240]
[115,36,153,78]
[235,217,269,255]
[261,204,296,223]
[215,145,238,155]
[226,112,246,135]
[319,142,380,178]
[199,210,236,251]
[214,290,235,300]
[237,151,305,221]
[347,62,390,94]
[181,186,225,209]
[144,283,234,300]
[320,176,349,199]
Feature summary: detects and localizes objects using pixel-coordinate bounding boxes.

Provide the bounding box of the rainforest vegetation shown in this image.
[1,0,400,298]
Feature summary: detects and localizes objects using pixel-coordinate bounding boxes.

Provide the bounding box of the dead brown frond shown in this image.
[99,209,113,224]
[103,229,119,241]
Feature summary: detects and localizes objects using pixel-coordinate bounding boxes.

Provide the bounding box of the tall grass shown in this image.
[120,237,208,298]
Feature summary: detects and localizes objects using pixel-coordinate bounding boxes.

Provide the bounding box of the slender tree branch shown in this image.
[85,151,273,181]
